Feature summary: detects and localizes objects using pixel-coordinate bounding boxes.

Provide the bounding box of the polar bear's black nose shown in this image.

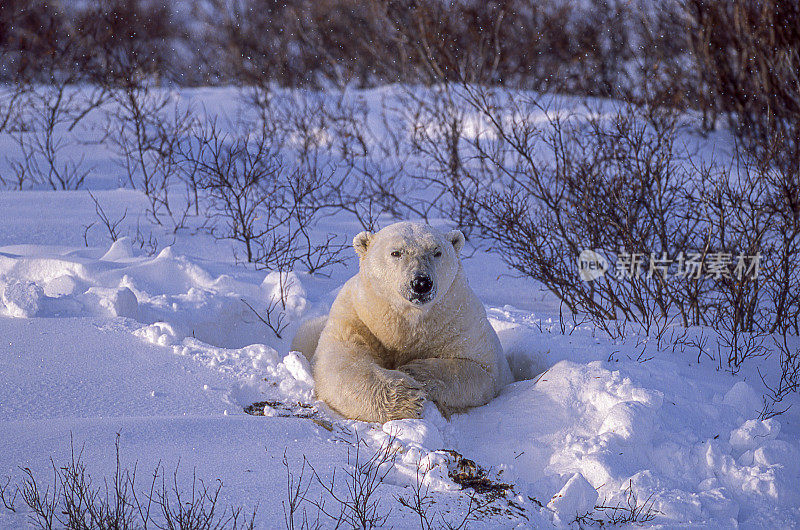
[411,275,433,295]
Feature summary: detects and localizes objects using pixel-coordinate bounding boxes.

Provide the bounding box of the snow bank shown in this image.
[0,239,305,350]
[448,344,800,527]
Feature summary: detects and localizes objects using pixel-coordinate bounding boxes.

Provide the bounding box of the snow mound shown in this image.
[722,381,762,418]
[351,419,457,493]
[0,240,308,349]
[261,271,307,314]
[547,472,598,523]
[134,321,179,347]
[729,418,780,453]
[447,349,800,527]
[383,418,445,450]
[100,236,134,261]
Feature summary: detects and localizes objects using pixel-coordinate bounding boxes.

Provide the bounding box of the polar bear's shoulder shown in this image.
[322,276,384,347]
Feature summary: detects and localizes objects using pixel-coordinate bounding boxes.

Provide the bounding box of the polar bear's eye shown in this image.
[390,250,402,258]
[434,249,442,258]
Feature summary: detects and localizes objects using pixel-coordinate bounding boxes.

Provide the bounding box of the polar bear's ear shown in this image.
[353,231,373,257]
[446,229,466,254]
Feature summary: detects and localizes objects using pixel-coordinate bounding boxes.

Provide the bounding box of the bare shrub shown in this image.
[759,331,800,420]
[448,87,699,335]
[406,86,481,238]
[308,435,397,529]
[195,0,644,94]
[18,435,140,529]
[8,82,107,190]
[714,321,771,374]
[241,297,289,340]
[188,119,285,264]
[0,3,105,191]
[19,465,59,530]
[406,82,795,380]
[695,141,800,340]
[74,0,180,86]
[672,3,800,348]
[12,434,256,530]
[280,433,398,530]
[681,0,800,158]
[396,462,437,530]
[245,88,421,234]
[396,458,484,530]
[88,191,127,243]
[202,0,312,88]
[0,0,186,85]
[180,112,347,338]
[318,92,431,229]
[203,0,417,88]
[0,0,70,84]
[677,0,800,333]
[154,468,257,530]
[188,117,346,272]
[2,2,111,190]
[0,0,727,100]
[756,157,800,335]
[292,0,407,88]
[576,479,660,526]
[131,220,163,257]
[0,83,26,135]
[105,81,198,229]
[0,86,29,189]
[379,0,636,94]
[0,476,18,513]
[282,453,320,530]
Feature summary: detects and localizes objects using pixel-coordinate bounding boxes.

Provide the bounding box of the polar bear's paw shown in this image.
[380,372,427,421]
[401,360,461,418]
[400,359,444,395]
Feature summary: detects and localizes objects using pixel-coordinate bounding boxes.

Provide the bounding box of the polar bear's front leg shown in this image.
[313,342,426,423]
[399,358,496,416]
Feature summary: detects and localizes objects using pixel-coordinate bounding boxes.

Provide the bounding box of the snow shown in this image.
[1,280,44,318]
[547,473,598,523]
[1,86,799,529]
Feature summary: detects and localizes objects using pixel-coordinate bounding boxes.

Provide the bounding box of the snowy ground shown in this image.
[1,87,799,529]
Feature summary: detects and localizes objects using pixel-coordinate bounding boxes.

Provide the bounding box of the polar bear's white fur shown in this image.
[291,221,511,423]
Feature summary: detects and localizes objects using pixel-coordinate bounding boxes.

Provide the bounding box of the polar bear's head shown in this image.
[353,222,465,308]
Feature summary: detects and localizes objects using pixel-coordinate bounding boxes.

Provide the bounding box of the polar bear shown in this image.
[291,221,512,423]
